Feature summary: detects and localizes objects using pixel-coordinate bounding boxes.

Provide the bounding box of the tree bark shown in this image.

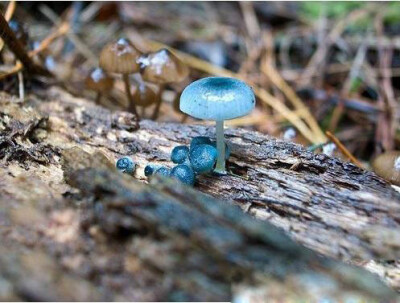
[0,86,399,301]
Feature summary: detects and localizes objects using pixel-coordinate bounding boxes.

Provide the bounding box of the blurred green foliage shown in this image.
[383,2,400,24]
[349,77,363,94]
[301,2,400,28]
[301,2,363,19]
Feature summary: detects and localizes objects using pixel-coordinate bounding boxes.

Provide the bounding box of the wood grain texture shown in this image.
[0,87,399,301]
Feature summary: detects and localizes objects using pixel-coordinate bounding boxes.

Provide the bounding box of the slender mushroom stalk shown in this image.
[132,78,157,117]
[122,74,138,116]
[99,38,141,120]
[151,83,165,119]
[137,48,189,120]
[180,77,255,175]
[95,91,101,104]
[215,120,226,173]
[9,20,29,102]
[85,68,114,105]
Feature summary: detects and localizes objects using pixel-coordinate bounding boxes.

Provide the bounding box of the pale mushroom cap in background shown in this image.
[99,38,141,75]
[180,77,256,121]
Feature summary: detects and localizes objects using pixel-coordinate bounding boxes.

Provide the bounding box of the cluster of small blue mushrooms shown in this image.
[116,156,136,174]
[180,77,255,174]
[144,136,232,186]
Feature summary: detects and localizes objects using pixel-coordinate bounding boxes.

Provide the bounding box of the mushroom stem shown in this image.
[181,114,188,123]
[95,92,102,104]
[123,74,139,119]
[151,84,165,120]
[214,120,226,174]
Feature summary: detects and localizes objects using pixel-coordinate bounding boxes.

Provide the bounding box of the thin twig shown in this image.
[374,12,395,153]
[0,21,69,80]
[39,5,98,65]
[329,34,369,132]
[239,2,261,41]
[260,39,326,143]
[299,7,371,87]
[0,0,16,52]
[0,12,51,77]
[30,22,70,57]
[325,131,364,168]
[17,65,23,100]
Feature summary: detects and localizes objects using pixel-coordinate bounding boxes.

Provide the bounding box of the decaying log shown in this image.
[0,87,399,301]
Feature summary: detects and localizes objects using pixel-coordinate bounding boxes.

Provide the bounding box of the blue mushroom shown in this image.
[170,164,196,186]
[190,136,231,160]
[171,145,190,164]
[189,144,218,174]
[154,166,170,177]
[116,156,136,174]
[211,141,231,160]
[190,136,212,151]
[144,164,161,177]
[180,77,255,174]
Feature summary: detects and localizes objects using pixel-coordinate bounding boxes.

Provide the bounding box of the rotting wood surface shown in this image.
[0,87,399,301]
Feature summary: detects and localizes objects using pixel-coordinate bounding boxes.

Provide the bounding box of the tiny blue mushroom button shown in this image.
[171,145,190,164]
[144,163,161,177]
[170,164,196,186]
[116,156,136,174]
[189,144,218,174]
[180,77,255,174]
[190,136,213,151]
[154,166,171,177]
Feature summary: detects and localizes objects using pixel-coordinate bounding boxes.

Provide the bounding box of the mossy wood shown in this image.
[0,87,399,301]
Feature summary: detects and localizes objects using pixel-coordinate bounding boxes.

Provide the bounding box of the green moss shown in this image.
[300,2,364,19]
[301,2,400,29]
[384,2,400,24]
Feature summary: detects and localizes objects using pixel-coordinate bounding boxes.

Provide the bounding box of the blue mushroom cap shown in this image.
[116,156,136,174]
[170,164,196,186]
[171,145,189,164]
[180,77,255,121]
[154,166,170,177]
[190,136,212,151]
[144,164,160,177]
[189,144,218,174]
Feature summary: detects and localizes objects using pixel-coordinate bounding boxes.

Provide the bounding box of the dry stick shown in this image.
[39,5,98,66]
[2,1,24,101]
[17,63,23,100]
[260,46,326,142]
[0,13,51,77]
[79,2,103,23]
[262,64,325,139]
[30,22,70,57]
[341,40,369,95]
[143,39,318,144]
[0,22,69,80]
[240,2,261,41]
[299,8,370,87]
[261,29,325,142]
[374,11,394,150]
[376,13,397,152]
[1,2,25,99]
[329,38,369,133]
[0,0,16,52]
[325,131,363,168]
